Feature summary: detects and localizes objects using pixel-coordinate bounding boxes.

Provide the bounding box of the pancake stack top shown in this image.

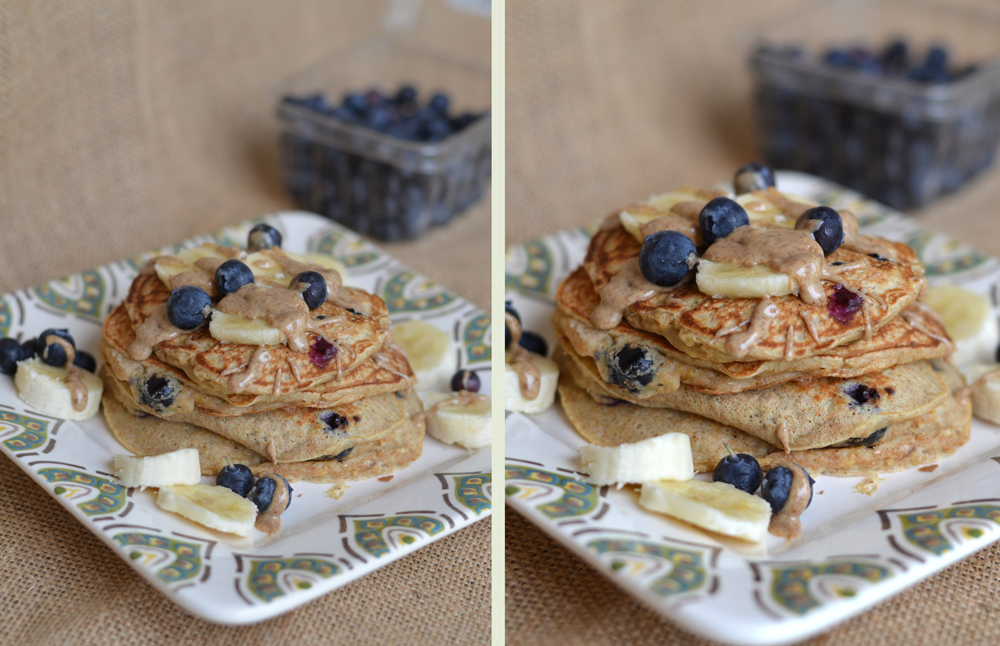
[555,181,971,477]
[100,235,423,483]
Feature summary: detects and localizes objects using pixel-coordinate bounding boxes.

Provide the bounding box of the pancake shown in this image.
[582,218,927,363]
[560,339,950,451]
[558,349,969,476]
[557,355,775,471]
[104,369,415,463]
[103,389,424,483]
[122,272,391,396]
[102,303,413,415]
[555,267,951,396]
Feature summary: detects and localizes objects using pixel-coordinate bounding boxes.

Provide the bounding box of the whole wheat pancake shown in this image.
[558,350,969,476]
[582,221,927,363]
[105,370,414,463]
[103,389,424,483]
[122,272,390,396]
[555,267,951,396]
[102,304,413,415]
[560,339,950,451]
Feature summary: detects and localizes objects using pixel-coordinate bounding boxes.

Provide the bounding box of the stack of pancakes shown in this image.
[555,188,971,476]
[100,248,423,483]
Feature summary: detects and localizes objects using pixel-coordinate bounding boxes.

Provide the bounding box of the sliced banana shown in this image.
[639,479,773,542]
[114,448,202,490]
[734,193,798,228]
[696,258,793,299]
[14,358,103,421]
[580,433,693,487]
[156,483,259,537]
[287,250,347,280]
[924,285,998,367]
[422,392,492,449]
[209,309,284,346]
[504,349,558,414]
[391,320,456,391]
[963,363,1000,424]
[154,243,230,287]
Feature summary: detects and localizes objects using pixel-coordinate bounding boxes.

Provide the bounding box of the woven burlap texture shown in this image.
[0,1,490,644]
[506,0,1000,644]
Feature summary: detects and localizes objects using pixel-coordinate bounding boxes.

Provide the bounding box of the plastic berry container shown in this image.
[748,0,1000,210]
[276,37,491,241]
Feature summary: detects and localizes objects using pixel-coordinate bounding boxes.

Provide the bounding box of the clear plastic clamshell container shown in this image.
[276,37,491,241]
[749,0,1000,209]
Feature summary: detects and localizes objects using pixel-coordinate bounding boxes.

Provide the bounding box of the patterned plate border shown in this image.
[0,211,492,625]
[504,172,1000,645]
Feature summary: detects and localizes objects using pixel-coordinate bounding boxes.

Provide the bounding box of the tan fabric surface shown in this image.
[506,0,1000,643]
[0,1,491,644]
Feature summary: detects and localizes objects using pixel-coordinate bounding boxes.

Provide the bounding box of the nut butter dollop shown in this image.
[506,312,541,400]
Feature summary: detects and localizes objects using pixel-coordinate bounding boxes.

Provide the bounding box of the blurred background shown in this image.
[506,0,1000,255]
[0,0,491,309]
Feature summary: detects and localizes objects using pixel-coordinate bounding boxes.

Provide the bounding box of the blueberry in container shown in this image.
[276,38,491,241]
[748,0,1000,210]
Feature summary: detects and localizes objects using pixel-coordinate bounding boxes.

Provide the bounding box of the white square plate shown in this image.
[0,212,492,625]
[504,172,1000,646]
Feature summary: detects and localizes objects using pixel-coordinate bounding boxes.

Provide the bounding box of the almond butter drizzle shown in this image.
[253,470,290,536]
[506,312,541,400]
[721,297,779,359]
[784,324,796,361]
[900,305,954,351]
[411,390,490,428]
[273,368,283,395]
[640,215,702,247]
[591,258,676,329]
[956,368,1000,404]
[839,210,898,259]
[47,335,88,412]
[286,356,302,383]
[169,270,216,295]
[669,200,708,221]
[799,311,822,343]
[228,345,271,393]
[128,304,183,360]
[763,187,813,219]
[775,420,791,454]
[215,283,331,353]
[767,460,811,540]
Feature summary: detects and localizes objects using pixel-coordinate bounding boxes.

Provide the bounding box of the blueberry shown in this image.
[713,452,763,494]
[0,338,26,375]
[289,271,328,310]
[925,46,948,70]
[38,328,75,350]
[167,285,213,330]
[344,92,367,114]
[761,465,813,514]
[823,48,852,67]
[21,338,38,359]
[429,93,450,114]
[250,475,293,513]
[73,350,97,373]
[139,374,176,412]
[450,369,481,393]
[42,342,67,368]
[366,106,392,131]
[639,230,698,287]
[733,162,776,194]
[795,206,844,255]
[247,223,282,251]
[216,464,255,497]
[699,197,750,245]
[844,383,880,406]
[881,39,909,73]
[608,345,655,393]
[451,113,478,130]
[214,260,255,298]
[422,118,453,142]
[519,331,548,356]
[395,84,418,105]
[504,302,521,350]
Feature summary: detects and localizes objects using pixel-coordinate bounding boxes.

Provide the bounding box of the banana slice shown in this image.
[696,258,793,299]
[422,392,492,449]
[209,308,284,346]
[963,363,1000,424]
[924,285,997,367]
[391,320,456,391]
[734,193,797,228]
[114,448,202,490]
[154,243,231,287]
[639,479,772,542]
[14,358,103,421]
[504,349,558,414]
[156,483,259,537]
[580,433,693,487]
[287,250,347,279]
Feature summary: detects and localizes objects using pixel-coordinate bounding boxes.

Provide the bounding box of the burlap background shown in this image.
[0,1,491,644]
[506,1,1000,644]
